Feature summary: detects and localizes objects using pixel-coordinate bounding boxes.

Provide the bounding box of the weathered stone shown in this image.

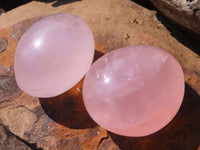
[11,18,39,41]
[0,65,21,103]
[0,104,37,137]
[0,0,199,150]
[0,37,7,52]
[0,123,31,150]
[149,0,200,35]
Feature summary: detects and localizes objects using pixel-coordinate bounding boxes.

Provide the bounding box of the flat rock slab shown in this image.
[0,0,200,149]
[149,0,200,35]
[0,123,31,150]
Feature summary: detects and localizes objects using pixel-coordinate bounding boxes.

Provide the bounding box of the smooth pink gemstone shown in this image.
[83,46,185,137]
[14,14,94,98]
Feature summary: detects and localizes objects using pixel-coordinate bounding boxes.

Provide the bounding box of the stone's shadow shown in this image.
[0,0,81,11]
[39,84,97,129]
[0,0,31,11]
[51,0,81,7]
[110,83,200,150]
[93,50,104,63]
[35,0,81,7]
[131,0,156,10]
[39,50,104,129]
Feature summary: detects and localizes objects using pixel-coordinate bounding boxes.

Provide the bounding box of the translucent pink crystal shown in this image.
[14,14,94,97]
[83,46,185,137]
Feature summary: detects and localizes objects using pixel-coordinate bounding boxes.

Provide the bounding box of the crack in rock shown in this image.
[7,126,43,150]
[0,37,7,53]
[97,133,109,148]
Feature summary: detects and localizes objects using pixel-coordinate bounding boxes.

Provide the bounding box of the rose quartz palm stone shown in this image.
[14,14,94,97]
[83,46,185,137]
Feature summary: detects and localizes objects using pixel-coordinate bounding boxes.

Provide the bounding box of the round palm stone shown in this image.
[14,14,94,98]
[83,45,185,137]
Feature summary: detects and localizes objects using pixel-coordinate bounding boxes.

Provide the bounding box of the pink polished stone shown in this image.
[83,46,185,137]
[14,14,94,97]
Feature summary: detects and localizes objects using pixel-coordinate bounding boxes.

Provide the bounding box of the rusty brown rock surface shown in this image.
[149,0,200,35]
[0,65,109,150]
[0,0,199,150]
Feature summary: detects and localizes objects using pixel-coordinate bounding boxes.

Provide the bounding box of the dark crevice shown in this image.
[97,134,109,148]
[0,0,31,12]
[0,0,81,12]
[131,0,157,10]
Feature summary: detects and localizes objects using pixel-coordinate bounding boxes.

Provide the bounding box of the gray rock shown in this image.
[0,124,31,150]
[150,0,200,34]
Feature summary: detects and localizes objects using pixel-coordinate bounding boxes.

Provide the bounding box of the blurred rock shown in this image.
[0,8,5,16]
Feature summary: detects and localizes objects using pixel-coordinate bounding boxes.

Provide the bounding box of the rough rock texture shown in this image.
[0,123,31,150]
[149,0,200,35]
[0,0,199,149]
[0,37,7,52]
